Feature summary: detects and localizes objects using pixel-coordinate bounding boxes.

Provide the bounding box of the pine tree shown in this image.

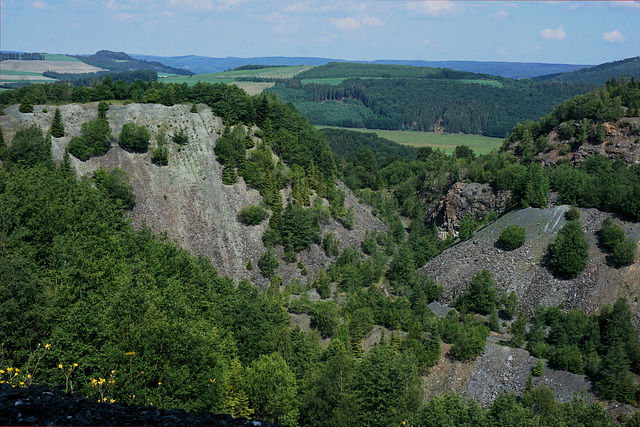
[51,108,65,138]
[223,358,254,419]
[222,166,237,185]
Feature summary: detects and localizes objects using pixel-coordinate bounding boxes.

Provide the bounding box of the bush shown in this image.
[151,145,168,166]
[458,213,477,240]
[498,225,526,250]
[119,122,150,153]
[67,136,90,161]
[93,167,136,210]
[455,270,497,315]
[566,206,580,221]
[612,238,637,266]
[81,119,111,156]
[237,205,267,226]
[172,128,189,145]
[19,100,34,113]
[599,218,624,250]
[258,249,279,278]
[549,220,589,278]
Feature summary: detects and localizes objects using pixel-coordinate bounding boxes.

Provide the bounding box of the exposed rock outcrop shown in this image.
[427,182,511,238]
[0,103,386,288]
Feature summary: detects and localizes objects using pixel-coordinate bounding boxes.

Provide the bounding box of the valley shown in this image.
[0,55,638,426]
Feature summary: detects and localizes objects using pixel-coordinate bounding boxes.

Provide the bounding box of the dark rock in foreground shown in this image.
[0,383,282,426]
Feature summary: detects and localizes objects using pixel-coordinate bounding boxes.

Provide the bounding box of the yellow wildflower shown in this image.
[7,367,13,372]
[58,364,63,369]
[0,370,4,374]
[15,369,20,373]
[73,363,78,367]
[110,399,115,404]
[158,382,162,386]
[125,351,136,356]
[19,382,24,386]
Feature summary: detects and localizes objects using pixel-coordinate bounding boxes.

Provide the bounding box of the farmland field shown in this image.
[317,126,503,155]
[43,54,81,62]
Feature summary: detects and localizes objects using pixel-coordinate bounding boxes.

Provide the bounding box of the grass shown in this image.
[301,78,348,86]
[163,76,237,85]
[316,126,503,155]
[43,54,81,62]
[202,65,314,79]
[453,79,503,88]
[1,70,44,76]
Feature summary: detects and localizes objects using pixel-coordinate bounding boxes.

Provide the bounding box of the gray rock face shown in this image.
[428,182,511,238]
[1,102,386,287]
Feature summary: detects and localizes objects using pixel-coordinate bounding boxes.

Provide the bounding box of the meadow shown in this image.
[317,126,503,155]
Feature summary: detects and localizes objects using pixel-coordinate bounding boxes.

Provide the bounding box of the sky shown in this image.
[2,0,639,65]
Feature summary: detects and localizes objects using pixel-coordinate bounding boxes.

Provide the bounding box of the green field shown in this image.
[317,126,503,155]
[1,70,44,76]
[301,78,348,85]
[44,54,81,62]
[455,79,503,88]
[163,76,238,85]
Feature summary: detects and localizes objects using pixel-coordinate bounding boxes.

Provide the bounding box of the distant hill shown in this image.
[534,56,640,84]
[77,50,193,76]
[131,54,589,79]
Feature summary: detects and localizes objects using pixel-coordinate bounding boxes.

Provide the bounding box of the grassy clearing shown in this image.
[1,70,44,76]
[163,76,237,85]
[207,65,314,79]
[43,54,80,62]
[454,79,503,88]
[317,126,503,155]
[301,78,347,85]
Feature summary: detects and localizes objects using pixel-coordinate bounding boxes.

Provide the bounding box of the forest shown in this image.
[265,62,598,137]
[0,73,639,426]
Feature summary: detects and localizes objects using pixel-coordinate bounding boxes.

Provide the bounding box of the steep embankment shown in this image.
[419,204,640,317]
[1,102,385,286]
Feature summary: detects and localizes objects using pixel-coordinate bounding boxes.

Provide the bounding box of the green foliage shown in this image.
[455,269,498,315]
[258,249,279,278]
[19,99,34,113]
[311,301,341,338]
[81,118,112,156]
[150,144,169,166]
[172,127,189,145]
[67,136,90,161]
[243,353,299,426]
[566,206,580,220]
[612,238,637,266]
[510,311,527,347]
[92,167,136,210]
[119,122,151,153]
[488,309,500,333]
[280,202,321,252]
[97,101,109,120]
[498,224,526,250]
[221,166,237,185]
[237,205,267,226]
[599,217,625,250]
[503,291,518,319]
[322,233,340,257]
[532,359,545,377]
[4,125,51,168]
[458,213,477,240]
[451,321,490,361]
[549,220,589,278]
[50,108,65,138]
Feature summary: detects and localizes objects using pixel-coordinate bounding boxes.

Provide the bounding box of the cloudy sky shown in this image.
[2,0,638,65]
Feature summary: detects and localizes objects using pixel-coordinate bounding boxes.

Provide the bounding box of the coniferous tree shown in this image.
[51,108,65,138]
[549,220,589,278]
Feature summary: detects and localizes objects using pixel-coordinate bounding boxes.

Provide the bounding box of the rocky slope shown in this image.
[0,102,385,287]
[419,203,640,319]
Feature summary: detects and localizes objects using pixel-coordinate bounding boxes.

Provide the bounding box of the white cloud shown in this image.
[539,26,566,40]
[402,1,463,17]
[331,14,382,31]
[492,10,509,22]
[602,30,626,44]
[32,1,47,9]
[284,1,335,14]
[611,1,640,9]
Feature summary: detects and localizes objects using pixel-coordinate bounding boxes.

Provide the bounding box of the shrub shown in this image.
[237,205,267,226]
[455,269,497,315]
[19,100,34,113]
[532,359,545,377]
[498,225,526,250]
[612,238,637,266]
[151,145,168,166]
[81,119,111,156]
[549,220,589,278]
[258,249,279,278]
[172,128,189,145]
[119,122,150,153]
[67,136,90,161]
[565,206,580,221]
[458,213,477,240]
[599,218,624,250]
[222,166,237,185]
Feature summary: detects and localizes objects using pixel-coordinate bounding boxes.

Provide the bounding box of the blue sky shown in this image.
[2,0,638,65]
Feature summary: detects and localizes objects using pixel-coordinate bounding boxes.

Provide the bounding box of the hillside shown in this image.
[535,56,640,85]
[0,102,384,286]
[131,54,589,78]
[76,50,193,76]
[267,62,598,137]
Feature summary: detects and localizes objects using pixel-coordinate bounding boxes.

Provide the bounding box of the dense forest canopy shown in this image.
[267,63,598,137]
